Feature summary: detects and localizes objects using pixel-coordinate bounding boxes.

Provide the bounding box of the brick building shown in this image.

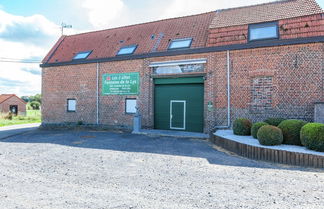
[41,0,324,133]
[0,94,27,115]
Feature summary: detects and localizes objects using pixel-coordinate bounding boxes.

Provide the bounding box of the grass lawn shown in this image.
[0,110,41,127]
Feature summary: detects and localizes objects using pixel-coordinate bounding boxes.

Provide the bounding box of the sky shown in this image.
[0,0,323,96]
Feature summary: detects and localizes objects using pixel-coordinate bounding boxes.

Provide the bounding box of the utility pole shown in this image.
[61,22,72,35]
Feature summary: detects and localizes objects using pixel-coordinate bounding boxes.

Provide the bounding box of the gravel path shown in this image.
[0,130,323,209]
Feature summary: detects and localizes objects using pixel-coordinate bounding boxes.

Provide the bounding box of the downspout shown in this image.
[214,50,231,129]
[96,62,99,125]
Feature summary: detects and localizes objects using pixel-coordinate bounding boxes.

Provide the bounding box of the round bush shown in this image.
[257,125,283,146]
[264,118,286,126]
[300,123,324,152]
[278,119,308,145]
[251,122,269,139]
[233,118,252,136]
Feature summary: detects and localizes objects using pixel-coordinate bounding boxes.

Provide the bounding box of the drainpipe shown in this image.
[96,62,99,125]
[214,50,231,129]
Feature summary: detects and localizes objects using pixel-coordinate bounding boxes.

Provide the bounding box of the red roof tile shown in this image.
[0,94,26,104]
[210,0,323,28]
[44,12,216,64]
[43,0,323,64]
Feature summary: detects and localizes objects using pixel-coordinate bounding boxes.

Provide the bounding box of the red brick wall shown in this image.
[0,96,26,115]
[42,42,323,132]
[207,14,324,47]
[42,63,97,124]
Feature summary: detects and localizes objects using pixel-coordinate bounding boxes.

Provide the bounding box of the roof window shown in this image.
[73,51,92,60]
[117,45,137,55]
[168,38,192,50]
[249,22,278,41]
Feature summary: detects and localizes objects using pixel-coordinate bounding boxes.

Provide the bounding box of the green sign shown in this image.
[102,72,140,95]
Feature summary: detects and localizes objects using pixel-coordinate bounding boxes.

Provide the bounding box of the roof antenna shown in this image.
[61,22,72,36]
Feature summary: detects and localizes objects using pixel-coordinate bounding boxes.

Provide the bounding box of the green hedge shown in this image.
[278,119,307,145]
[257,125,283,146]
[251,122,268,139]
[233,118,252,136]
[264,118,286,126]
[300,123,324,152]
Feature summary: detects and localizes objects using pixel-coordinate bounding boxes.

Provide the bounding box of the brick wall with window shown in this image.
[42,42,323,132]
[208,14,324,47]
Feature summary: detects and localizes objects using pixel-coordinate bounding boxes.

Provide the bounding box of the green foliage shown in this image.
[300,123,324,152]
[264,118,286,126]
[30,101,41,110]
[257,125,283,146]
[0,110,41,127]
[21,94,42,104]
[233,118,252,136]
[4,112,13,120]
[21,96,30,103]
[251,122,268,139]
[278,119,308,145]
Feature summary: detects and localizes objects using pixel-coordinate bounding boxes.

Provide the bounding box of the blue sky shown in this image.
[0,0,323,96]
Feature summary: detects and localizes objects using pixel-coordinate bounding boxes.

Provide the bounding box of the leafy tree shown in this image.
[29,94,42,104]
[30,101,41,110]
[21,96,30,102]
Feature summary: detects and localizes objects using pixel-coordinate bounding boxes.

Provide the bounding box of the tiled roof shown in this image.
[0,94,14,104]
[0,94,27,104]
[210,0,323,28]
[43,12,215,64]
[42,0,323,64]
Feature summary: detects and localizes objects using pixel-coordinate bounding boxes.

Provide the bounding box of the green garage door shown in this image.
[154,77,204,133]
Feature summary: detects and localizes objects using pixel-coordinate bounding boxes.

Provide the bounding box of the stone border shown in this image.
[211,132,324,168]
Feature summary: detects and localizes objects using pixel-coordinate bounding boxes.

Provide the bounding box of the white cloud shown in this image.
[0,10,60,96]
[82,0,126,29]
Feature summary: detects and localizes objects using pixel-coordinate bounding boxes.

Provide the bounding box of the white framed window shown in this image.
[73,51,92,59]
[249,22,279,41]
[168,38,192,50]
[125,98,137,114]
[117,45,137,55]
[67,99,76,112]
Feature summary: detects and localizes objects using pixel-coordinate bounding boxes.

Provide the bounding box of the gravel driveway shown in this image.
[0,129,323,209]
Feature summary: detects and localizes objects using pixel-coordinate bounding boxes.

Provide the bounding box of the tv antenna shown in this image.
[61,22,72,35]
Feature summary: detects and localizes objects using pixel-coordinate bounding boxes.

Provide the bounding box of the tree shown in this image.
[21,96,30,103]
[29,94,42,104]
[30,101,41,110]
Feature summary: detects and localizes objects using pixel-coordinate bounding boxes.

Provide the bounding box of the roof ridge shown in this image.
[216,0,297,13]
[65,11,216,37]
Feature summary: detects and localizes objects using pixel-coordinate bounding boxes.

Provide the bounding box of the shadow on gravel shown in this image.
[0,129,317,171]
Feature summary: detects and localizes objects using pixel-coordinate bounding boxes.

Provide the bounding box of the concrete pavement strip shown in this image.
[0,123,41,140]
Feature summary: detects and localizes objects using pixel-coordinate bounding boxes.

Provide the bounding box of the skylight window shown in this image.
[73,51,92,60]
[249,22,279,41]
[117,45,137,55]
[168,38,192,50]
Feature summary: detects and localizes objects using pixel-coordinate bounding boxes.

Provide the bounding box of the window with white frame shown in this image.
[168,38,192,50]
[249,22,278,41]
[125,98,137,114]
[67,99,76,112]
[117,45,137,55]
[73,51,92,59]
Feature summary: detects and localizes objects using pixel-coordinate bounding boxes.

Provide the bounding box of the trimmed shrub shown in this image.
[233,118,252,136]
[257,125,283,146]
[264,118,286,126]
[300,123,324,152]
[278,119,308,145]
[251,122,269,139]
